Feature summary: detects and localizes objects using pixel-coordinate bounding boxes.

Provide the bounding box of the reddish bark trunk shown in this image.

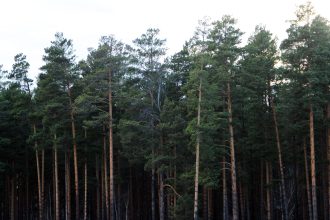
[68,87,79,220]
[227,83,238,220]
[310,106,318,220]
[304,141,313,220]
[193,78,202,220]
[108,70,114,220]
[271,99,288,220]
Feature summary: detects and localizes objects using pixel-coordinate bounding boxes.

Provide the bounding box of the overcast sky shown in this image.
[0,0,329,81]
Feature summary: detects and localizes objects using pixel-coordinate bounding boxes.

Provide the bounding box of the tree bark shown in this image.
[149,80,156,220]
[223,156,228,220]
[309,105,318,220]
[108,69,114,220]
[68,87,79,220]
[10,162,15,220]
[101,153,105,220]
[41,149,45,220]
[36,149,42,220]
[270,98,288,220]
[152,165,155,220]
[84,160,88,220]
[25,141,29,219]
[173,145,177,213]
[54,134,59,220]
[96,155,100,220]
[193,78,202,220]
[266,162,271,220]
[34,124,43,220]
[260,162,264,220]
[227,82,238,220]
[65,152,68,220]
[159,135,165,220]
[304,141,313,220]
[52,147,56,219]
[326,103,330,220]
[117,152,121,220]
[129,167,134,220]
[65,147,71,220]
[103,127,109,220]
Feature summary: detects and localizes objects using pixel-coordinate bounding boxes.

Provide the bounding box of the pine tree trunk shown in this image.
[326,103,330,220]
[41,149,45,220]
[266,162,271,220]
[84,161,88,220]
[151,161,156,220]
[159,136,165,220]
[68,87,79,220]
[34,124,43,220]
[227,82,238,220]
[193,78,202,220]
[101,155,105,220]
[96,155,100,220]
[270,98,288,220]
[309,105,318,220]
[103,127,109,220]
[173,145,177,214]
[304,141,313,220]
[223,156,228,220]
[25,142,29,219]
[54,134,59,220]
[149,82,156,220]
[65,147,71,220]
[36,149,42,220]
[129,167,134,220]
[108,69,114,220]
[117,153,121,220]
[260,162,264,220]
[65,152,68,220]
[53,156,56,220]
[167,170,171,219]
[10,162,14,220]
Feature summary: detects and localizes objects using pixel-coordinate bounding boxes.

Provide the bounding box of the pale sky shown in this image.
[0,0,329,82]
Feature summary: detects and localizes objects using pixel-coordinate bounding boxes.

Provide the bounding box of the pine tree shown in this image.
[36,32,79,220]
[131,28,167,220]
[208,16,243,220]
[76,35,127,220]
[281,3,330,219]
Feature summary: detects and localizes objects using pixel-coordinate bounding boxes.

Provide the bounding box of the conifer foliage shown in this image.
[0,3,329,220]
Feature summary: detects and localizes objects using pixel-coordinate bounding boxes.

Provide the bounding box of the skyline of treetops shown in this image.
[0,2,329,220]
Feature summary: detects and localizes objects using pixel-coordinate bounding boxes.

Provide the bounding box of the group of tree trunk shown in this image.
[0,2,329,220]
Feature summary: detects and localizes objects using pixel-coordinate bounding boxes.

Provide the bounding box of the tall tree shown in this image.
[76,35,127,220]
[208,15,243,220]
[131,28,167,220]
[185,18,212,220]
[281,3,330,219]
[9,53,33,218]
[37,32,79,220]
[238,25,280,219]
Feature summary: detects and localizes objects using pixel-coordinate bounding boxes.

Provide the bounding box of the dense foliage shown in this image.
[0,3,329,220]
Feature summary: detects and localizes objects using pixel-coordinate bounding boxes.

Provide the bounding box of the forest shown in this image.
[0,2,329,220]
